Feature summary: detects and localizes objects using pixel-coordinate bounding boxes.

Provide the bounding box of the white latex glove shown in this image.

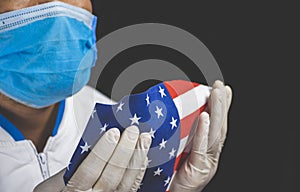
[34,126,152,192]
[169,80,233,192]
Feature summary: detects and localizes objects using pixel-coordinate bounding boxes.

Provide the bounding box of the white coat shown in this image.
[0,86,113,192]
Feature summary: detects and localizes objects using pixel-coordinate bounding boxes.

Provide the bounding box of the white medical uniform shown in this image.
[0,86,113,192]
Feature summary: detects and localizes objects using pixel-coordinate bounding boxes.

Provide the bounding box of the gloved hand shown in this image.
[169,80,233,192]
[34,126,152,192]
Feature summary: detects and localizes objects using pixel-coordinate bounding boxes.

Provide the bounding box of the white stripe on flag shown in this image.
[173,85,211,119]
[177,136,188,157]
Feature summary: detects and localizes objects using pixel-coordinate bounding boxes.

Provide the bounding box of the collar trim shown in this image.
[0,100,65,141]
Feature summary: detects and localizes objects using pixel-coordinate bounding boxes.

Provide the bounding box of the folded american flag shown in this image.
[64,80,211,191]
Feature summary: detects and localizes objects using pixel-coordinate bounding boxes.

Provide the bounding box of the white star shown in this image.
[146,94,150,106]
[154,106,164,119]
[170,117,178,130]
[148,128,156,139]
[147,159,152,167]
[164,176,171,186]
[91,109,97,118]
[154,167,163,176]
[159,138,167,150]
[67,162,72,171]
[116,102,125,112]
[80,142,91,154]
[169,148,176,159]
[100,123,109,133]
[138,183,143,189]
[158,86,167,98]
[130,113,141,125]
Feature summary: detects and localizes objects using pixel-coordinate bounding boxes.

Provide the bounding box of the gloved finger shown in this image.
[217,86,233,153]
[33,168,65,192]
[169,113,211,192]
[93,126,140,191]
[116,133,152,192]
[190,112,210,166]
[220,86,233,142]
[225,85,233,113]
[207,80,227,150]
[65,128,120,191]
[129,162,148,192]
[189,112,211,173]
[211,85,233,160]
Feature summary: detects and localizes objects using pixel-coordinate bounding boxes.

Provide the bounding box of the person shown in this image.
[0,0,233,191]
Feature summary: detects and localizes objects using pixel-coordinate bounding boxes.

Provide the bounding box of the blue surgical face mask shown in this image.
[0,2,98,108]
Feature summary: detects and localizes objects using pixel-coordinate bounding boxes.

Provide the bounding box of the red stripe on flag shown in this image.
[174,153,182,171]
[174,152,189,171]
[179,104,207,139]
[164,80,200,99]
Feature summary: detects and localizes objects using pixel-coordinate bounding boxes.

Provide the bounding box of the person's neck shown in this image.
[0,95,59,153]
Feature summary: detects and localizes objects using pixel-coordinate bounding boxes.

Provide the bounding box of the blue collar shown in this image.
[0,100,65,141]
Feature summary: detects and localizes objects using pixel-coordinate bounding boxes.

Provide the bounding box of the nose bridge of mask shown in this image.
[0,1,97,73]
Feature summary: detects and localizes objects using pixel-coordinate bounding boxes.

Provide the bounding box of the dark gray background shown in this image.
[92,1,299,191]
